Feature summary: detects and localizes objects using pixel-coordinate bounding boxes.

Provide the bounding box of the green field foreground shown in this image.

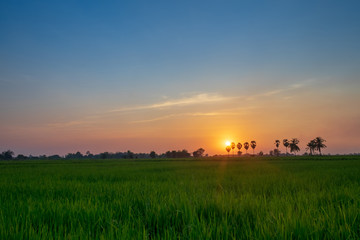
[0,156,359,239]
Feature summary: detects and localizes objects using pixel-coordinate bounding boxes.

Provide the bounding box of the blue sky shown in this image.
[1,1,360,155]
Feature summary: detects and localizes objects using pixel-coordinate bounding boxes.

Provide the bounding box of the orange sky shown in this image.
[1,1,360,156]
[2,79,359,156]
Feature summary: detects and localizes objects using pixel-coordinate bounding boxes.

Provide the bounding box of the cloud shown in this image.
[245,79,314,101]
[47,120,93,128]
[110,93,232,112]
[131,108,255,124]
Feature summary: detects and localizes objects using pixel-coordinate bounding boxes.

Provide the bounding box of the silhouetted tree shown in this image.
[289,138,300,155]
[127,150,134,159]
[100,152,110,159]
[226,146,231,157]
[258,151,264,156]
[16,154,28,160]
[165,150,190,158]
[0,150,14,160]
[231,142,235,157]
[237,142,242,154]
[275,140,280,150]
[306,139,316,155]
[150,151,156,158]
[85,151,92,158]
[274,148,280,156]
[193,148,205,157]
[283,139,289,155]
[244,142,249,154]
[250,141,256,155]
[48,155,61,160]
[314,137,327,156]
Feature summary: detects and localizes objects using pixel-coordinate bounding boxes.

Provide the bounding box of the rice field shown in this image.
[0,156,359,239]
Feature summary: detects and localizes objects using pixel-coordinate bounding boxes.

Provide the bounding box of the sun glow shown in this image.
[225,141,231,146]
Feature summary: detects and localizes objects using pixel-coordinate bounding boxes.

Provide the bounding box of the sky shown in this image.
[1,0,360,156]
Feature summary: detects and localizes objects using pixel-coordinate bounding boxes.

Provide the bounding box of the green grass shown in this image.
[0,156,360,239]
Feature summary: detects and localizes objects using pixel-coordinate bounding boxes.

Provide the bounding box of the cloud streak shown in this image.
[245,79,315,101]
[110,93,233,112]
[47,81,312,127]
[131,108,255,124]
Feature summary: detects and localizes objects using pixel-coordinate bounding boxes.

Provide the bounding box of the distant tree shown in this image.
[193,148,205,157]
[0,150,14,160]
[274,148,280,156]
[226,146,231,157]
[244,142,249,154]
[150,151,156,158]
[306,139,317,155]
[289,138,300,155]
[16,154,28,160]
[314,137,327,156]
[100,152,110,159]
[85,151,92,158]
[180,150,191,158]
[231,142,236,157]
[66,152,81,159]
[258,151,264,156]
[165,150,191,158]
[269,150,274,156]
[237,151,242,156]
[275,140,280,150]
[127,150,134,159]
[237,142,242,154]
[250,141,257,155]
[283,139,289,155]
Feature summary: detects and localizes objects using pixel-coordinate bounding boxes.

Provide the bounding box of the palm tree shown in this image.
[250,141,257,155]
[289,138,300,155]
[283,139,289,155]
[231,142,236,157]
[226,146,231,157]
[306,139,316,155]
[275,140,280,150]
[314,137,327,156]
[237,142,242,155]
[244,142,249,154]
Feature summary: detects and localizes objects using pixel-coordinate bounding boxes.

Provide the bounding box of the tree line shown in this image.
[271,137,327,156]
[0,148,207,160]
[225,141,257,156]
[225,137,327,156]
[0,137,327,160]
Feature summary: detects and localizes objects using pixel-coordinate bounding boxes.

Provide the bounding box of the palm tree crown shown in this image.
[314,137,327,155]
[283,139,289,154]
[275,140,280,149]
[244,142,249,154]
[289,138,300,155]
[225,146,231,157]
[231,142,236,156]
[237,142,242,151]
[306,139,316,155]
[250,141,257,154]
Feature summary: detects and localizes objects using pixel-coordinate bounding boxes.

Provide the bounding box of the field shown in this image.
[0,156,359,239]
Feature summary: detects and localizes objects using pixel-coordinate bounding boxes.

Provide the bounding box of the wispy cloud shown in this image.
[245,79,315,101]
[131,108,255,124]
[47,120,94,128]
[47,81,313,127]
[110,93,232,112]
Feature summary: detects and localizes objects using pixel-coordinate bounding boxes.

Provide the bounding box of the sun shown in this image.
[225,141,231,146]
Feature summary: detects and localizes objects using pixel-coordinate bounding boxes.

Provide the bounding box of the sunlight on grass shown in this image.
[0,156,359,239]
